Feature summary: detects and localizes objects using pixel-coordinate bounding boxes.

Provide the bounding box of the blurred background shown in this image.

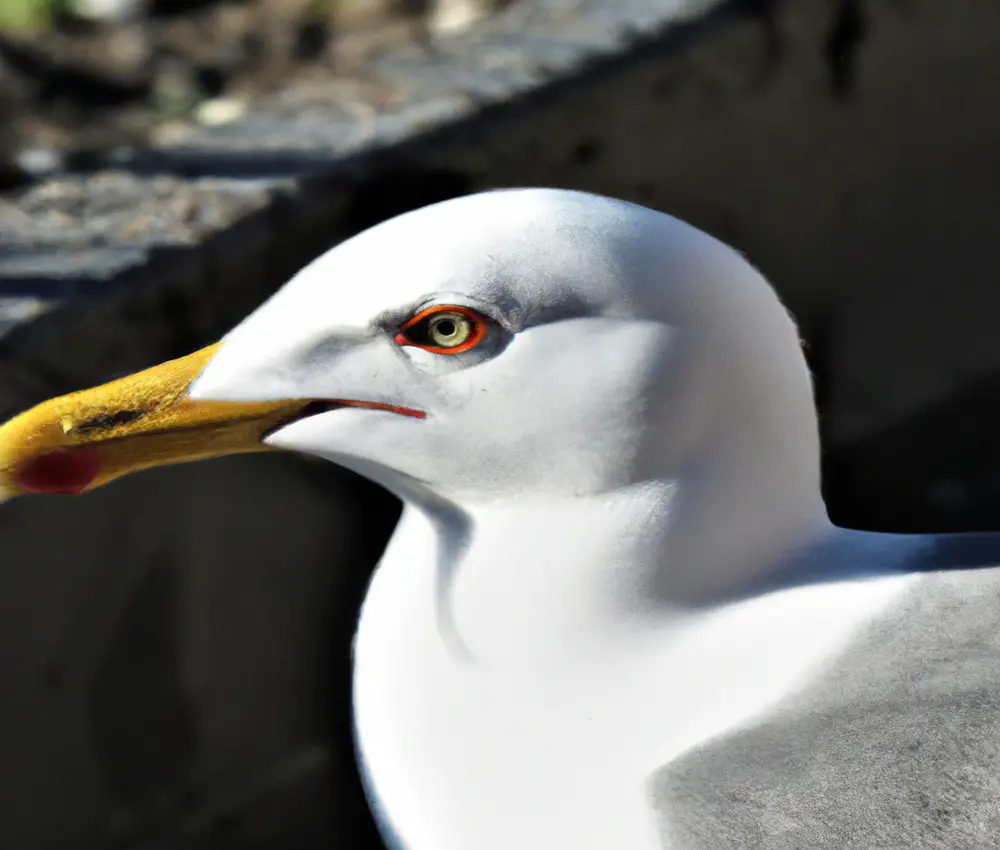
[0,0,999,848]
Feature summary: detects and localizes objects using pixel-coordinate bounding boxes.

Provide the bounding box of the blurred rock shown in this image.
[149,119,195,146]
[195,97,247,127]
[0,0,517,179]
[14,146,64,177]
[0,297,54,339]
[151,62,203,117]
[70,0,151,24]
[429,0,501,35]
[103,22,153,74]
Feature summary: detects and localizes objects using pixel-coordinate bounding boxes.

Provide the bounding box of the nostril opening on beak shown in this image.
[74,409,148,435]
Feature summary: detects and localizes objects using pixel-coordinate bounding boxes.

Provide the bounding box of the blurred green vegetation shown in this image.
[0,0,71,30]
[0,0,47,29]
[0,0,345,32]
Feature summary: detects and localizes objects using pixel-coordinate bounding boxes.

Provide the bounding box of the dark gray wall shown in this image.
[2,1,1000,847]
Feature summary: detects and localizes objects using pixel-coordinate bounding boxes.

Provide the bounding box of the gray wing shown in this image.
[648,566,1000,849]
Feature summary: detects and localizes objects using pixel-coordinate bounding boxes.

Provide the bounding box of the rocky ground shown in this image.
[0,0,508,191]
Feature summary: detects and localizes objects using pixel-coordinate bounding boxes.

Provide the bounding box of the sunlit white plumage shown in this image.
[188,189,999,849]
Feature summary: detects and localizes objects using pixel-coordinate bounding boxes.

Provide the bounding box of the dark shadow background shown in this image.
[1,1,1000,848]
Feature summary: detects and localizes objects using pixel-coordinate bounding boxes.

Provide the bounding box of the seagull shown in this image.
[2,188,1000,849]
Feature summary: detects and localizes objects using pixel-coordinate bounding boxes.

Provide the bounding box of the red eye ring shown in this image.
[394,304,489,355]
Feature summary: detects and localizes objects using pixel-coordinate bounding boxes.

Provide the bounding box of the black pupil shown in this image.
[435,319,457,338]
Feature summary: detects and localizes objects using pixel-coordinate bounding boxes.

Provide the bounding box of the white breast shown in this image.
[352,506,917,850]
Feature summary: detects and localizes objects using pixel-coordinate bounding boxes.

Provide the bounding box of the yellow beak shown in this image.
[0,343,313,498]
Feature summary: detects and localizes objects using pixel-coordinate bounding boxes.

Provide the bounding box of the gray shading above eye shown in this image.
[648,567,1000,850]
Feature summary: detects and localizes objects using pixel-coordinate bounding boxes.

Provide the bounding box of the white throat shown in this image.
[411,474,829,662]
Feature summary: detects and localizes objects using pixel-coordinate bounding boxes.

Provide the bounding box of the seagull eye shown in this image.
[395,305,488,354]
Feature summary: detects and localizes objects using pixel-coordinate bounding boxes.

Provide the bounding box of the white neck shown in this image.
[414,474,826,664]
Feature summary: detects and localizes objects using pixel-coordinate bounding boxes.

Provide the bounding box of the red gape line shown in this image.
[394,304,488,355]
[330,399,427,419]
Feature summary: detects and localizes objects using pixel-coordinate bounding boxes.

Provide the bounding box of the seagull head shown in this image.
[0,189,822,517]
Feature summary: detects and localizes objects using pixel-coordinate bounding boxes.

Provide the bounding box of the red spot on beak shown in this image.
[13,447,102,495]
